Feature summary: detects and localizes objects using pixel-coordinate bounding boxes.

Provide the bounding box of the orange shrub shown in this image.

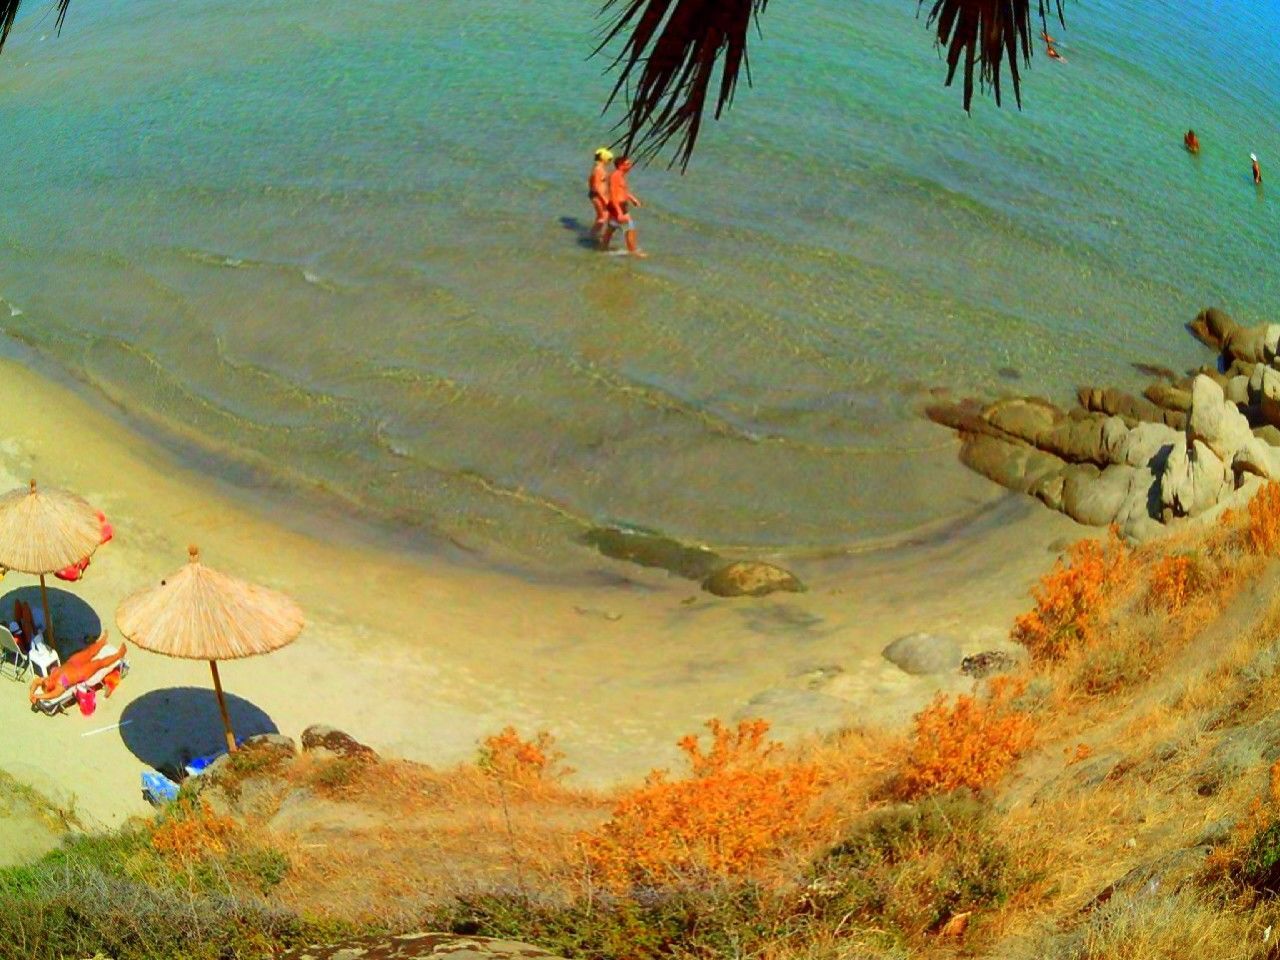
[1147,554,1193,613]
[1249,482,1280,555]
[478,726,571,789]
[1012,529,1132,660]
[150,799,239,861]
[896,677,1036,799]
[582,719,822,890]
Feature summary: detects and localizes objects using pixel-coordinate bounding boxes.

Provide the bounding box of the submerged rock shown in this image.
[702,561,805,598]
[882,632,963,676]
[582,524,722,580]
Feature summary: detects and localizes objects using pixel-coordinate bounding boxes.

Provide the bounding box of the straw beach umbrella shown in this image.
[116,545,304,754]
[0,479,107,645]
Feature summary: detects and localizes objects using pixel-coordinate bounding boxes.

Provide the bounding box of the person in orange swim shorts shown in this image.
[599,157,647,258]
[588,147,613,236]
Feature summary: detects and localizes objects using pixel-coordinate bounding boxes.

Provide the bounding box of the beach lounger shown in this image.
[0,625,29,680]
[31,650,129,716]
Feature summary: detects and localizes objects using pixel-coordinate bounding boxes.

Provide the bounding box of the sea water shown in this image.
[0,0,1275,567]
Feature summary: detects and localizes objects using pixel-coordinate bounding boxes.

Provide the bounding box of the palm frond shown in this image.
[925,0,1065,109]
[600,0,1067,168]
[0,0,71,53]
[596,0,768,170]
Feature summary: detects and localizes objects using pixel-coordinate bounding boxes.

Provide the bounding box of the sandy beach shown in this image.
[0,348,1083,833]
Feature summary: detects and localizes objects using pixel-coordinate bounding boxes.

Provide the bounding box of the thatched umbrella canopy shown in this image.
[0,478,106,644]
[117,545,304,753]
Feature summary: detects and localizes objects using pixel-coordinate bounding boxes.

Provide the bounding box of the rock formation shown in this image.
[928,309,1280,540]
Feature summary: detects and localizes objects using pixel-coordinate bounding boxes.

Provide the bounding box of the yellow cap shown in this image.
[595,147,614,162]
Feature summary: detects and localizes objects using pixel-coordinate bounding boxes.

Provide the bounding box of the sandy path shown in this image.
[0,355,1082,829]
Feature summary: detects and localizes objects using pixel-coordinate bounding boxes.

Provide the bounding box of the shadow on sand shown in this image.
[0,585,102,660]
[120,686,279,778]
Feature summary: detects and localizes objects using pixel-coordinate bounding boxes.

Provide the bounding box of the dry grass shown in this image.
[22,489,1280,959]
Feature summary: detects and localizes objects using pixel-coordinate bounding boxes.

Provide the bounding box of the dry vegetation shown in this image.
[17,484,1280,958]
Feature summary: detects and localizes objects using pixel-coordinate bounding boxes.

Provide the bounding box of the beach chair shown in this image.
[0,625,29,680]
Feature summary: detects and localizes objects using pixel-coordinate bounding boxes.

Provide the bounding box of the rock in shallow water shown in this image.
[702,561,805,598]
[882,632,963,676]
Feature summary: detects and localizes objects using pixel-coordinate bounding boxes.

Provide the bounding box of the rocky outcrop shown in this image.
[960,650,1021,679]
[281,933,567,960]
[187,734,298,819]
[928,309,1280,541]
[702,561,806,598]
[301,725,378,762]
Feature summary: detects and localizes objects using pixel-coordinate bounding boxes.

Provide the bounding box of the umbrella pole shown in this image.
[38,574,55,647]
[209,660,237,754]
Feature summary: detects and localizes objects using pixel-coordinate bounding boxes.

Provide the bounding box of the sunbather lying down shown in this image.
[29,633,127,704]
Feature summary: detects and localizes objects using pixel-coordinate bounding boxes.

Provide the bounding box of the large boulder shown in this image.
[1061,464,1147,527]
[1188,307,1238,353]
[983,397,1064,444]
[1233,437,1280,482]
[1142,382,1193,413]
[882,633,963,676]
[281,933,568,960]
[1258,366,1280,428]
[1188,375,1254,462]
[1111,421,1179,470]
[1040,414,1112,465]
[702,561,805,598]
[1161,439,1231,518]
[1077,386,1184,429]
[960,434,1066,494]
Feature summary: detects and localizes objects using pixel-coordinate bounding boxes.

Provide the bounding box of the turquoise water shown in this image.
[0,0,1276,565]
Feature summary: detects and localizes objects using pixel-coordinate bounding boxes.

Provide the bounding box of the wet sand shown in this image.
[0,353,1083,828]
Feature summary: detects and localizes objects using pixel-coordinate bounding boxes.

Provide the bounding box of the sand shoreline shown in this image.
[0,349,1084,832]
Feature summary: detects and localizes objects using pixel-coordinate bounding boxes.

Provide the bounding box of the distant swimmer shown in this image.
[1046,44,1066,62]
[1254,153,1263,184]
[588,148,613,237]
[600,157,647,258]
[1041,30,1057,44]
[1184,130,1200,154]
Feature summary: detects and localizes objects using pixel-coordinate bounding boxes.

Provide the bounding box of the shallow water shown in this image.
[0,0,1275,567]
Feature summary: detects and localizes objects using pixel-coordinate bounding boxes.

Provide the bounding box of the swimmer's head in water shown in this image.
[616,157,634,171]
[1253,153,1260,163]
[595,148,614,163]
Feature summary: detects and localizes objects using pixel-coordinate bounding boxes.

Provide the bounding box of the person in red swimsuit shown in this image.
[588,148,613,237]
[599,157,647,258]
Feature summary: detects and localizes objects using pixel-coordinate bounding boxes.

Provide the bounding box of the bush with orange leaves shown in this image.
[149,798,240,862]
[1012,529,1133,660]
[895,677,1037,799]
[582,719,822,890]
[1248,482,1280,556]
[1147,553,1196,613]
[478,726,571,789]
